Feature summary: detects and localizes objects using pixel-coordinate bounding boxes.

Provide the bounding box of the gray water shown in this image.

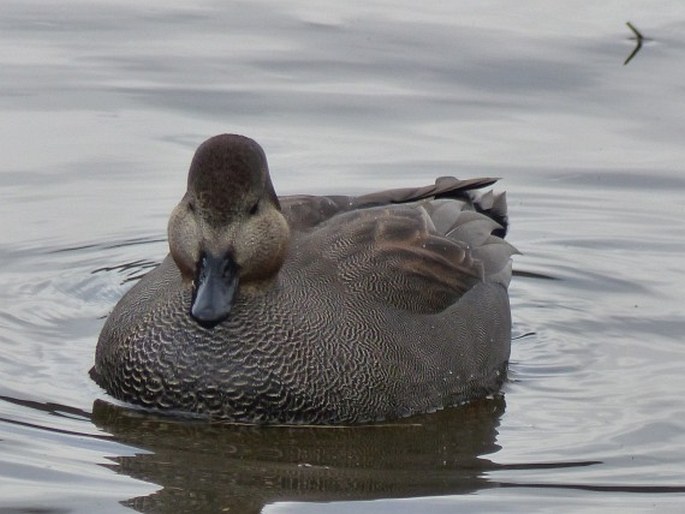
[2,1,685,512]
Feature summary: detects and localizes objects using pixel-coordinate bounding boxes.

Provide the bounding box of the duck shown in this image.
[91,134,517,425]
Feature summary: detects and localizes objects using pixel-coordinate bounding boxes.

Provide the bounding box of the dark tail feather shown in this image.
[355,176,499,206]
[470,190,509,238]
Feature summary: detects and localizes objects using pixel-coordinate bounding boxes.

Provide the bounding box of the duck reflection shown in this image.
[92,397,506,513]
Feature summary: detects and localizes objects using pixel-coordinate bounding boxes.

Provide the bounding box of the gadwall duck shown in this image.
[91,134,517,424]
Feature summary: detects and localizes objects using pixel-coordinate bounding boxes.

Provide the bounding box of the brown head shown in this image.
[167,134,290,327]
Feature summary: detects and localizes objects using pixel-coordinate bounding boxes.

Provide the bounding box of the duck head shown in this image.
[167,134,289,328]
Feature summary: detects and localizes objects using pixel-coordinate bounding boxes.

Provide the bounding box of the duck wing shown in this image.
[283,177,516,314]
[280,176,503,230]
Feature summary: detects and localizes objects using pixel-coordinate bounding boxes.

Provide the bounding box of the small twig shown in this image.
[626,21,644,41]
[624,21,646,65]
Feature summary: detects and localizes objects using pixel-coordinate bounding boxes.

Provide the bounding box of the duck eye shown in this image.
[248,201,259,215]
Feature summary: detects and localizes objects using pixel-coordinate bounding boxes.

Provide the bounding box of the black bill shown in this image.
[191,252,239,328]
